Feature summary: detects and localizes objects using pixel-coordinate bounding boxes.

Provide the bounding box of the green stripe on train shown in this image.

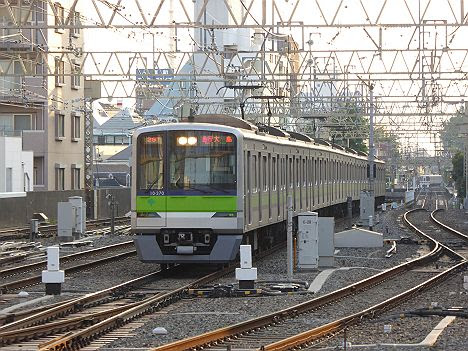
[136,196,238,212]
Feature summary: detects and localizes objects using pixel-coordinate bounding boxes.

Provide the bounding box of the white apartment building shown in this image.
[0,134,33,195]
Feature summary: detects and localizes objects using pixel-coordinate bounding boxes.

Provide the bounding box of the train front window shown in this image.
[137,133,164,192]
[168,131,237,194]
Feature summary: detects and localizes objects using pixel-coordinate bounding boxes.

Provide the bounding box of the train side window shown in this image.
[314,159,317,185]
[296,158,300,187]
[263,155,268,191]
[272,157,277,191]
[319,159,322,184]
[253,155,257,192]
[302,158,307,186]
[247,151,251,193]
[289,158,293,189]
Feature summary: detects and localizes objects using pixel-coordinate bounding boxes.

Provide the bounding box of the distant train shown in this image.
[418,175,443,189]
[131,115,385,264]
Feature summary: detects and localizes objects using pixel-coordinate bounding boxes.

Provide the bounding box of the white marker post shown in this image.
[287,195,293,280]
[41,246,65,295]
[235,245,257,289]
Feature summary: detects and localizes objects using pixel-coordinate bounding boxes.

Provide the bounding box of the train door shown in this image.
[247,151,251,225]
[299,156,303,211]
[136,131,167,227]
[293,156,297,211]
[268,153,272,220]
[276,154,280,219]
[258,152,262,223]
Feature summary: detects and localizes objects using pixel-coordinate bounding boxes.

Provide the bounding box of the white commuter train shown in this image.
[131,115,386,264]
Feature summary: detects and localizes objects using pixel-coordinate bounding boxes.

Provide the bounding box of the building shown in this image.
[0,134,33,195]
[0,1,84,191]
[93,107,143,160]
[142,0,300,128]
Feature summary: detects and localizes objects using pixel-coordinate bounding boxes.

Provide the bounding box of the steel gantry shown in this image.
[1,0,468,191]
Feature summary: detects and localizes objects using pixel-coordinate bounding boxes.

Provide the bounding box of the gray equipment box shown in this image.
[360,190,375,226]
[57,202,73,239]
[318,217,335,267]
[297,212,319,270]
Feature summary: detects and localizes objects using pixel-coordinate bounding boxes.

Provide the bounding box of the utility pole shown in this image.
[369,83,375,192]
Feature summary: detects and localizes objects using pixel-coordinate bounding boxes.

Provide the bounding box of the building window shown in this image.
[55,58,65,86]
[71,62,80,88]
[54,2,64,33]
[114,135,128,144]
[71,11,81,37]
[71,167,80,189]
[71,113,80,140]
[14,114,32,131]
[55,112,65,139]
[33,157,44,185]
[55,167,65,190]
[6,168,13,192]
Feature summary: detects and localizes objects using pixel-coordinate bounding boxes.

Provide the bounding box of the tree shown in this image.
[452,151,465,198]
[440,113,466,157]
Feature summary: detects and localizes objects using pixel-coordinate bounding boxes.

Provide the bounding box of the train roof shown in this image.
[136,114,383,163]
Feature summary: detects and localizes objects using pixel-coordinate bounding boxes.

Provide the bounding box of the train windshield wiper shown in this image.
[145,175,162,193]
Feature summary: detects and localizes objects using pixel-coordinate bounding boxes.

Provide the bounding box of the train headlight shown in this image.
[177,136,188,145]
[187,136,197,145]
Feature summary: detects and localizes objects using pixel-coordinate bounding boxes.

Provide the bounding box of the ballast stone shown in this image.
[152,327,168,335]
[17,291,29,298]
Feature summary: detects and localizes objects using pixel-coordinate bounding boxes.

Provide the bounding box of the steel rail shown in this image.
[150,209,463,351]
[262,261,467,350]
[0,217,129,239]
[0,248,136,294]
[0,270,167,333]
[0,240,134,279]
[0,298,75,326]
[406,209,466,261]
[257,209,468,350]
[34,243,284,351]
[431,209,468,242]
[150,217,444,350]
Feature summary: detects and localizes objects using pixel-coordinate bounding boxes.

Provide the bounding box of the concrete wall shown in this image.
[0,188,131,227]
[95,187,131,218]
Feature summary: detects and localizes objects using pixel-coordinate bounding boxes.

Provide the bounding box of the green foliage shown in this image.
[452,151,466,198]
[440,114,465,156]
[348,138,368,153]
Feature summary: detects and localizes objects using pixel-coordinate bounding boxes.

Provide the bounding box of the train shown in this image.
[418,174,443,189]
[131,115,386,264]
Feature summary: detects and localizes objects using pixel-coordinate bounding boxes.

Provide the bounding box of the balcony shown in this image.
[0,22,46,50]
[0,76,46,102]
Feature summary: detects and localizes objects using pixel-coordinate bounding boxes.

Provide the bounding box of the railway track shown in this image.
[149,207,467,351]
[0,217,129,240]
[0,243,283,350]
[0,236,134,294]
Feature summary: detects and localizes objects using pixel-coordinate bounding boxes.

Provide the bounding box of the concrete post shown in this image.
[41,246,65,295]
[30,219,39,241]
[235,245,257,289]
[346,196,352,229]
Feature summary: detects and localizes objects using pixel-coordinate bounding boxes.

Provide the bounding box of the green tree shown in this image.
[440,113,466,156]
[331,100,369,153]
[452,151,465,198]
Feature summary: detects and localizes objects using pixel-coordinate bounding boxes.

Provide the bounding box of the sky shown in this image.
[76,0,468,154]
